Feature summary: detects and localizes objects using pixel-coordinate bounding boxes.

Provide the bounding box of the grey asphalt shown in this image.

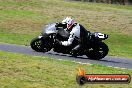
[0,43,132,69]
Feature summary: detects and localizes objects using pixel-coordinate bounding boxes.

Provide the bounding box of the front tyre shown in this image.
[30,37,52,52]
[86,42,109,60]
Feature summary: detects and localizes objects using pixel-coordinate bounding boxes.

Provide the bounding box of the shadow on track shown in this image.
[46,52,129,65]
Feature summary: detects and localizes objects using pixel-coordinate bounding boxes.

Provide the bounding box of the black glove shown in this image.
[55,22,63,28]
[55,22,67,29]
[55,39,62,45]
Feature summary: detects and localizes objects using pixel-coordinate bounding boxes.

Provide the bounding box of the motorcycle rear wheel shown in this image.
[86,42,109,60]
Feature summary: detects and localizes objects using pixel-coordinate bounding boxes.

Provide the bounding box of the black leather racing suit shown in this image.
[56,23,91,56]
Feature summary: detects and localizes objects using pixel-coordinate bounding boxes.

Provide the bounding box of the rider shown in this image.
[56,17,91,56]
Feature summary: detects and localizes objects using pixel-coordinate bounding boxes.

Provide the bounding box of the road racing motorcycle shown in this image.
[30,23,109,60]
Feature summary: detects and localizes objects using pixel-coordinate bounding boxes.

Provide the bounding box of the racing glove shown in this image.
[55,22,67,29]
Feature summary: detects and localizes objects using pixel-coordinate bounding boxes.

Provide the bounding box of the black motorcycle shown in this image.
[30,23,109,60]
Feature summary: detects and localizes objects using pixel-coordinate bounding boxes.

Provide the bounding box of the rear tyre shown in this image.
[86,42,109,60]
[30,37,52,52]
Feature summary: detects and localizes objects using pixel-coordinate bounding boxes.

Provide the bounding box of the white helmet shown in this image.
[62,17,75,29]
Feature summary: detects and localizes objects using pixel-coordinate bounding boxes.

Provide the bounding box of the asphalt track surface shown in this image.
[0,43,132,69]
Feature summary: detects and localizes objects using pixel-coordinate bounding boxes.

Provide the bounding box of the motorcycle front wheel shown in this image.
[30,37,52,52]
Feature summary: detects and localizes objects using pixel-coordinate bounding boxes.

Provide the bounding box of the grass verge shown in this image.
[0,51,132,88]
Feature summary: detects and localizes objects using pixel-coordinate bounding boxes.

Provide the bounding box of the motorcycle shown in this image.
[30,23,109,60]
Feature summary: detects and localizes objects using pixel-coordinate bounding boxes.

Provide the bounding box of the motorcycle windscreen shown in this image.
[42,23,57,34]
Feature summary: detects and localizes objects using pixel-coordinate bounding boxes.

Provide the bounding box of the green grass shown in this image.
[105,33,132,57]
[0,32,34,45]
[0,51,132,88]
[0,0,132,58]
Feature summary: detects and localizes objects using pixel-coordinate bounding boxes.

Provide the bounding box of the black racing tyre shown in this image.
[86,42,109,60]
[30,37,52,52]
